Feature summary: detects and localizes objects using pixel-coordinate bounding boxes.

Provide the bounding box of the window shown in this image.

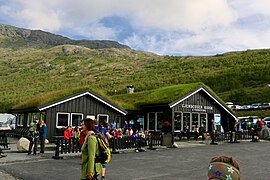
[17,114,24,126]
[174,112,182,132]
[97,114,109,125]
[191,113,199,132]
[71,113,83,127]
[56,113,70,128]
[147,112,163,131]
[148,112,155,130]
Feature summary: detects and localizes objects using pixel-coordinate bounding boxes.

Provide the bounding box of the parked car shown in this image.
[231,105,243,110]
[226,102,234,108]
[260,103,270,110]
[263,117,270,126]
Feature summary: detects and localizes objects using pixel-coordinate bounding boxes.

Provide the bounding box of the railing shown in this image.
[52,134,163,159]
[0,132,10,150]
[52,136,81,159]
[7,128,29,139]
[211,130,254,144]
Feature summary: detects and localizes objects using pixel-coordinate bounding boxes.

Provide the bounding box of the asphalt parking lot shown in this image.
[0,140,270,180]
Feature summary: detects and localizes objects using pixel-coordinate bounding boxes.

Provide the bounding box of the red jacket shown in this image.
[79,131,87,145]
[64,129,71,140]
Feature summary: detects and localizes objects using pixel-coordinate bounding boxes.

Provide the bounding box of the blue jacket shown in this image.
[39,125,47,138]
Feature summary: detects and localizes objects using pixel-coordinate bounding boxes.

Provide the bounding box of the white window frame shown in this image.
[86,115,95,120]
[97,114,109,124]
[199,113,208,131]
[147,112,163,131]
[71,113,83,127]
[182,112,191,131]
[173,111,183,132]
[56,112,70,128]
[17,114,24,127]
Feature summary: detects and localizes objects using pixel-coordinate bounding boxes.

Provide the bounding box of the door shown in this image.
[191,113,199,132]
[200,113,207,131]
[182,113,191,131]
[174,112,182,132]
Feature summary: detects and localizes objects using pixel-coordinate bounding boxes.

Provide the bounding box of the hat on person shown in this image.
[208,162,240,180]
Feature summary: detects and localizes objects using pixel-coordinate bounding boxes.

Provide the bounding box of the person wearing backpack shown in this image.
[81,118,102,180]
[95,123,112,180]
[28,118,39,155]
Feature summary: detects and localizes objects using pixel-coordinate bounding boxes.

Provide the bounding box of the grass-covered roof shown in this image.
[111,82,204,110]
[13,83,206,110]
[13,82,228,113]
[12,86,109,109]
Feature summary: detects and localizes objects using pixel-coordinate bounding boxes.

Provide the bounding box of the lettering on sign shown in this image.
[181,104,213,112]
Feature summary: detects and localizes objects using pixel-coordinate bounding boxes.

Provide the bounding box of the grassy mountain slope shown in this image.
[0,24,130,49]
[0,25,270,113]
[1,45,270,112]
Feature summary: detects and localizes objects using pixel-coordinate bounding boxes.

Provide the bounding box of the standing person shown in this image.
[210,119,216,144]
[110,120,117,130]
[28,118,39,155]
[95,122,112,180]
[208,155,240,180]
[39,120,47,154]
[73,126,80,148]
[123,121,129,134]
[80,120,87,147]
[81,118,102,180]
[194,124,199,141]
[64,126,72,140]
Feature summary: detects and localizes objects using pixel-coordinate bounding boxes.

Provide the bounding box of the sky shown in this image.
[0,0,270,56]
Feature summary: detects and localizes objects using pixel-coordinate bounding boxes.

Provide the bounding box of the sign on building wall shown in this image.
[214,114,221,125]
[181,104,213,112]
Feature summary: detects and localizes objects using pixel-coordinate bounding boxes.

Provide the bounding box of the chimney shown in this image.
[127,85,134,94]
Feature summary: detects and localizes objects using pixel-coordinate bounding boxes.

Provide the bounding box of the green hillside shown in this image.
[0,25,270,113]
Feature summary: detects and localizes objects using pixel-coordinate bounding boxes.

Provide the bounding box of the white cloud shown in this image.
[0,0,270,55]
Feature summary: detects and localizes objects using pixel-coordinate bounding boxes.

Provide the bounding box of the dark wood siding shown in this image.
[172,91,220,114]
[45,95,123,140]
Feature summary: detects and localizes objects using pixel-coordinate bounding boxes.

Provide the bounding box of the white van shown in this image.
[0,113,16,130]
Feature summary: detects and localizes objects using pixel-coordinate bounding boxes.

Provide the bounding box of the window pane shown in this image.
[148,113,155,130]
[200,114,207,130]
[57,114,69,127]
[71,114,83,126]
[191,113,199,132]
[174,113,182,131]
[157,113,163,130]
[183,113,190,131]
[98,115,108,125]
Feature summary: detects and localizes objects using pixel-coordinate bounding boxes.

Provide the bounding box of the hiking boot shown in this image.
[101,176,105,180]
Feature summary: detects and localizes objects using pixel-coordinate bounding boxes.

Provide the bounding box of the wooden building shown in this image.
[11,89,127,140]
[11,82,236,140]
[112,83,237,134]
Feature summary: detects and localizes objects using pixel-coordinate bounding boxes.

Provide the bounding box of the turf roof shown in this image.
[111,82,204,110]
[13,82,212,111]
[12,86,107,109]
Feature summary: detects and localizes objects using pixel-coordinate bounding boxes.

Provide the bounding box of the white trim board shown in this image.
[169,88,237,119]
[39,92,127,115]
